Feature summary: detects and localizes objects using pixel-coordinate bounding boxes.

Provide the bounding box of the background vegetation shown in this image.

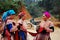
[0,0,60,20]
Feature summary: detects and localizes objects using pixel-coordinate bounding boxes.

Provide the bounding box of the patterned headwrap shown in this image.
[43,11,51,19]
[2,10,15,21]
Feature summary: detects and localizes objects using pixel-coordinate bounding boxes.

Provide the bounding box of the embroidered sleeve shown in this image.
[49,22,54,32]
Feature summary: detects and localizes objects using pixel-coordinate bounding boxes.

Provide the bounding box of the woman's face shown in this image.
[42,14,48,21]
[10,15,15,19]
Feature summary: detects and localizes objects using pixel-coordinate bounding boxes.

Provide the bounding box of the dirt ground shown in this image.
[50,27,60,40]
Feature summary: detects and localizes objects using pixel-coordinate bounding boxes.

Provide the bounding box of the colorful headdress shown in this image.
[43,11,51,18]
[2,10,15,21]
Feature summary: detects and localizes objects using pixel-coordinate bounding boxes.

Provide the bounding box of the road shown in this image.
[50,27,60,40]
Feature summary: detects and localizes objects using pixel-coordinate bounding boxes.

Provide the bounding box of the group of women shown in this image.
[0,9,54,40]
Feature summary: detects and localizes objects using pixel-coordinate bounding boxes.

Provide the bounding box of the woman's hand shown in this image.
[21,26,27,32]
[46,28,53,32]
[10,26,18,32]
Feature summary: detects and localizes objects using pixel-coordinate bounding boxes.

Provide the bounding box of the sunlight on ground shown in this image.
[50,27,60,40]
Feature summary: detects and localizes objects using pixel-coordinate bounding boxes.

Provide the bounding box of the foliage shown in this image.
[0,0,60,20]
[0,0,21,13]
[24,0,60,20]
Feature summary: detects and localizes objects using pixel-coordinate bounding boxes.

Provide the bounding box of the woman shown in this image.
[2,10,17,40]
[34,11,54,40]
[16,12,27,40]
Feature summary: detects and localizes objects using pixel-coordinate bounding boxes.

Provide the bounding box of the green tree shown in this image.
[0,0,21,13]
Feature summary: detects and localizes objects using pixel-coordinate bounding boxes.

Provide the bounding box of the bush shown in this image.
[0,0,21,13]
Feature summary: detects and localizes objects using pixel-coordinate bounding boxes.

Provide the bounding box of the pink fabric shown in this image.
[43,11,51,18]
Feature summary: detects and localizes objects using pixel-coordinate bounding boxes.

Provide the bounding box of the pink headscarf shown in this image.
[43,11,51,18]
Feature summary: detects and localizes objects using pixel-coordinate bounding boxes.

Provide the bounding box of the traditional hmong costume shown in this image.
[17,12,27,40]
[34,11,54,40]
[2,9,16,40]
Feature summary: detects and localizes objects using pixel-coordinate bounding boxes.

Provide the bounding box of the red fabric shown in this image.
[7,36,11,40]
[38,27,44,32]
[28,32,38,36]
[5,30,10,37]
[14,31,19,40]
[5,30,11,40]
